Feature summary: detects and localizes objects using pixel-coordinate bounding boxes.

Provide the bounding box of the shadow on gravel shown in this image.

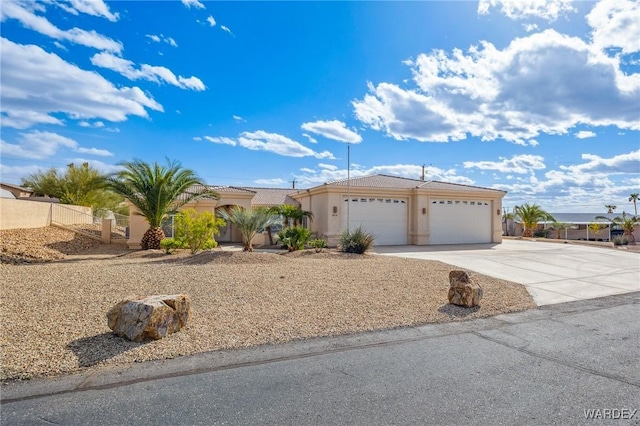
[67,333,147,367]
[437,304,480,318]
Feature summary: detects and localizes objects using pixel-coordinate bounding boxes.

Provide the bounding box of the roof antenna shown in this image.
[292,179,296,189]
[421,164,425,181]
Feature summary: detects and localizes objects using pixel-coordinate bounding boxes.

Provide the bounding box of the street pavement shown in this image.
[2,292,639,425]
[374,239,640,305]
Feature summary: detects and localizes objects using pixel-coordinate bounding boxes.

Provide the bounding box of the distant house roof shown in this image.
[241,187,300,206]
[323,174,505,194]
[537,213,623,224]
[176,184,254,201]
[0,182,32,193]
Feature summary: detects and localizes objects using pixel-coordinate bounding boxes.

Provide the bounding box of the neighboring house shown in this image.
[0,182,34,198]
[126,174,506,249]
[509,212,640,241]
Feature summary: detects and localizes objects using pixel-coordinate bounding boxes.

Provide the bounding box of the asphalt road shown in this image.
[3,293,639,426]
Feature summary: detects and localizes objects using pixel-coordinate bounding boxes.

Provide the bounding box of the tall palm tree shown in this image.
[605,204,617,214]
[596,212,639,244]
[218,206,280,251]
[629,193,639,216]
[551,220,569,239]
[515,203,555,238]
[106,159,216,249]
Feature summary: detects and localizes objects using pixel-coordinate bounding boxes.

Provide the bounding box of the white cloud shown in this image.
[221,25,233,35]
[237,131,335,159]
[193,136,203,141]
[574,130,596,139]
[62,0,119,22]
[90,52,206,91]
[78,121,105,128]
[301,120,363,144]
[65,158,123,175]
[207,15,216,27]
[523,23,539,32]
[477,0,576,21]
[182,0,205,9]
[146,34,178,47]
[0,164,44,184]
[587,0,640,54]
[76,147,113,157]
[302,133,317,144]
[254,178,287,186]
[463,154,546,174]
[1,131,111,159]
[353,30,640,145]
[294,163,474,186]
[0,38,162,129]
[204,136,236,146]
[232,115,246,122]
[0,2,122,52]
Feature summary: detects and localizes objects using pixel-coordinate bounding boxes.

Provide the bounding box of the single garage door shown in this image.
[341,197,408,245]
[429,199,492,244]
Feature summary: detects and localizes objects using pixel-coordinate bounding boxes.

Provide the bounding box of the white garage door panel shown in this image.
[341,197,408,245]
[429,200,492,244]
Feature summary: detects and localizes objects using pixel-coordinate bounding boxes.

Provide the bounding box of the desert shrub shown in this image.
[339,226,375,254]
[533,229,550,238]
[160,238,185,254]
[278,226,312,251]
[309,238,327,253]
[613,236,629,246]
[174,209,225,254]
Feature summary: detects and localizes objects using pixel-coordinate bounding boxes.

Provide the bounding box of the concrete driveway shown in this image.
[374,239,640,306]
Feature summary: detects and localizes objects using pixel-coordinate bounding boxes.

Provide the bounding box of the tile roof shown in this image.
[324,174,505,193]
[240,187,300,206]
[176,184,254,201]
[1,182,32,192]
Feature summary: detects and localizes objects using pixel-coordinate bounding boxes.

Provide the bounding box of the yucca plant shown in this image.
[339,226,375,254]
[106,159,216,249]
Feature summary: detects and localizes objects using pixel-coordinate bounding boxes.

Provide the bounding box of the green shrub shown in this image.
[278,226,312,251]
[160,238,185,254]
[533,229,550,238]
[613,236,629,246]
[174,209,226,254]
[339,226,375,254]
[308,238,327,253]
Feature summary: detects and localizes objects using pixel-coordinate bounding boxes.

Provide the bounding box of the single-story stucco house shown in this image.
[126,174,506,249]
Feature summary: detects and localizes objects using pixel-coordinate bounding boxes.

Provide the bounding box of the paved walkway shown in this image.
[373,239,640,306]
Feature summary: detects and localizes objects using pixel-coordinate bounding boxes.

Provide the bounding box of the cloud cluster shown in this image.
[201,131,335,159]
[1,130,113,159]
[1,1,122,52]
[1,38,163,129]
[587,0,640,54]
[464,154,546,174]
[146,34,177,47]
[353,29,640,145]
[301,120,362,144]
[91,52,206,91]
[182,0,205,9]
[477,0,576,21]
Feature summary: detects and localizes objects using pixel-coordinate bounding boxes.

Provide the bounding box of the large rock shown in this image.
[448,270,483,308]
[107,294,191,342]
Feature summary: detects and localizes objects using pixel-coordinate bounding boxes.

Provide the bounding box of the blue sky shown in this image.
[1,0,639,213]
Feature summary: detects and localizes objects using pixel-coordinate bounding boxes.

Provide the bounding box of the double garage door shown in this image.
[429,199,492,244]
[340,196,493,246]
[341,197,408,246]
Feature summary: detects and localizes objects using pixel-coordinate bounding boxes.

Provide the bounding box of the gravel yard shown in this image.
[0,228,536,381]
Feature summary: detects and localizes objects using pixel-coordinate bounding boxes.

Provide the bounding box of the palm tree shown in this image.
[271,204,314,228]
[596,212,639,244]
[106,159,216,249]
[605,204,617,214]
[629,194,639,216]
[514,203,555,238]
[218,206,280,251]
[502,211,514,236]
[550,221,569,239]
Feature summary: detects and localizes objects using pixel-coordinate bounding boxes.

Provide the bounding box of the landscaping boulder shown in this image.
[448,270,483,308]
[107,294,191,342]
